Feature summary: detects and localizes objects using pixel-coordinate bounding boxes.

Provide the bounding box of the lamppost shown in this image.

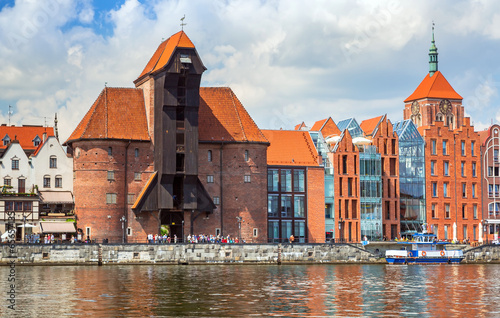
[483,220,488,244]
[23,215,27,244]
[338,217,344,243]
[181,220,184,243]
[120,216,126,244]
[236,216,243,243]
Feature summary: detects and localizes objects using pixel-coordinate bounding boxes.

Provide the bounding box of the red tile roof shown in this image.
[311,119,327,131]
[262,130,319,166]
[294,122,306,130]
[404,71,463,102]
[136,31,195,82]
[360,115,384,136]
[0,125,54,152]
[65,87,150,144]
[199,87,268,143]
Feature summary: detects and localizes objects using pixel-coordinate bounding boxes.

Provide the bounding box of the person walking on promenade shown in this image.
[289,235,294,244]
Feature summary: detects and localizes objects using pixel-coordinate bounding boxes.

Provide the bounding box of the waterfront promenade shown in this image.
[1,242,499,265]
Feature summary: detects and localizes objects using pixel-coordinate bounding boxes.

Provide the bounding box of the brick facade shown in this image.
[306,166,325,243]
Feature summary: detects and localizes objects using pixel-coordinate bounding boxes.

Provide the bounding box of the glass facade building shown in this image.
[359,145,383,240]
[336,118,364,138]
[394,120,426,234]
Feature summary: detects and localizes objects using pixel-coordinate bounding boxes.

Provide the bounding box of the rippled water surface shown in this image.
[1,264,499,317]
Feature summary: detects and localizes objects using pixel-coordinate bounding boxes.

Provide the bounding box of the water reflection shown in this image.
[1,264,499,317]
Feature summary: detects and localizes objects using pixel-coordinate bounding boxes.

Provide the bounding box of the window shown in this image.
[472,183,476,198]
[293,170,305,192]
[49,156,57,168]
[245,150,249,162]
[4,178,11,186]
[432,182,437,197]
[495,149,499,162]
[281,195,292,217]
[127,194,135,204]
[127,228,132,236]
[462,183,467,198]
[106,193,117,204]
[444,225,449,240]
[33,136,41,147]
[207,175,214,183]
[443,161,449,176]
[461,161,465,177]
[325,204,333,218]
[473,204,478,219]
[445,204,450,219]
[108,147,112,156]
[294,195,305,218]
[107,171,115,181]
[431,203,436,218]
[253,228,258,237]
[462,204,467,219]
[431,140,436,155]
[208,150,212,162]
[281,170,292,192]
[12,159,19,170]
[472,162,476,177]
[213,196,220,205]
[268,195,279,217]
[86,227,91,239]
[442,140,448,155]
[43,176,50,188]
[471,141,475,156]
[489,184,494,197]
[3,134,10,146]
[135,148,139,158]
[244,175,251,183]
[463,225,467,240]
[134,172,141,181]
[268,169,279,192]
[443,182,448,197]
[431,161,436,176]
[55,176,62,188]
[18,178,25,193]
[461,141,465,156]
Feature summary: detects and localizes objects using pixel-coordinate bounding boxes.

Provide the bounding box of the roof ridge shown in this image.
[229,89,247,141]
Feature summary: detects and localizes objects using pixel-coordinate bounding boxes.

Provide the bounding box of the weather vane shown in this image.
[180,14,186,30]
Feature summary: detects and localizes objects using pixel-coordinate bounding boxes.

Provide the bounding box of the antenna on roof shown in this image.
[54,113,59,141]
[8,105,12,126]
[180,14,186,31]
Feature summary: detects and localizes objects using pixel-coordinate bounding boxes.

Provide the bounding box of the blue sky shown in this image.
[0,0,500,141]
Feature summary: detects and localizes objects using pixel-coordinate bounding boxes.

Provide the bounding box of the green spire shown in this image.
[429,23,438,76]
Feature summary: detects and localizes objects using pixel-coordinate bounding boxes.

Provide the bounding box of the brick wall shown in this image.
[306,167,325,243]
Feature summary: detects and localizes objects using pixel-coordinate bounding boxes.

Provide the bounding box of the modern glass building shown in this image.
[359,145,383,240]
[336,118,364,138]
[394,120,426,234]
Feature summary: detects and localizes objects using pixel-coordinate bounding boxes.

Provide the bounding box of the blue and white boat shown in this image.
[385,232,464,264]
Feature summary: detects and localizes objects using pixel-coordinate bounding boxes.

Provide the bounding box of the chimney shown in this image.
[43,132,47,142]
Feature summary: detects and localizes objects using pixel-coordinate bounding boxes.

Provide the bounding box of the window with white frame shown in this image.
[11,158,19,170]
[213,196,220,205]
[50,156,57,168]
[208,150,212,162]
[43,176,51,188]
[107,171,115,181]
[4,178,11,187]
[106,193,117,204]
[207,175,214,183]
[55,176,62,188]
[244,175,251,183]
[134,172,141,181]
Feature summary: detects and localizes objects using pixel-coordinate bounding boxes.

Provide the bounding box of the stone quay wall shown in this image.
[0,243,498,265]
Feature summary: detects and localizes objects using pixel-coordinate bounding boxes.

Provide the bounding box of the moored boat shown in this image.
[385,232,464,264]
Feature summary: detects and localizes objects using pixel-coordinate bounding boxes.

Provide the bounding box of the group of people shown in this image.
[187,234,243,243]
[147,233,178,244]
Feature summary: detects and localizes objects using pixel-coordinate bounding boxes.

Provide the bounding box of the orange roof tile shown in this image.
[136,31,195,82]
[405,71,463,102]
[0,125,54,152]
[321,118,341,138]
[294,122,306,130]
[199,87,268,143]
[65,87,150,144]
[262,130,319,166]
[360,115,384,136]
[311,119,327,131]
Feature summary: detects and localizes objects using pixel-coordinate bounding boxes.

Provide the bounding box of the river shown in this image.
[1,264,499,317]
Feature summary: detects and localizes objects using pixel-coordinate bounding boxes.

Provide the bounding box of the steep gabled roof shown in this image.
[294,122,307,130]
[262,130,319,166]
[0,125,54,152]
[405,71,463,102]
[311,117,341,138]
[311,119,327,131]
[360,115,384,136]
[199,87,268,143]
[65,87,150,144]
[135,31,196,82]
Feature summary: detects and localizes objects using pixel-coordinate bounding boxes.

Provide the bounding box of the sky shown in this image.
[0,0,500,142]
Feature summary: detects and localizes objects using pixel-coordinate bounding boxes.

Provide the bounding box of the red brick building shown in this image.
[479,124,500,242]
[66,31,269,243]
[263,129,324,243]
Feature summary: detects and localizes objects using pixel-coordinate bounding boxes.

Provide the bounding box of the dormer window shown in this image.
[3,134,10,146]
[33,135,41,147]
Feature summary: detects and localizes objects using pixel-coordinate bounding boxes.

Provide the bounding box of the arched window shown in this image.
[43,175,51,188]
[208,150,212,162]
[55,175,62,188]
[436,113,443,122]
[50,155,57,168]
